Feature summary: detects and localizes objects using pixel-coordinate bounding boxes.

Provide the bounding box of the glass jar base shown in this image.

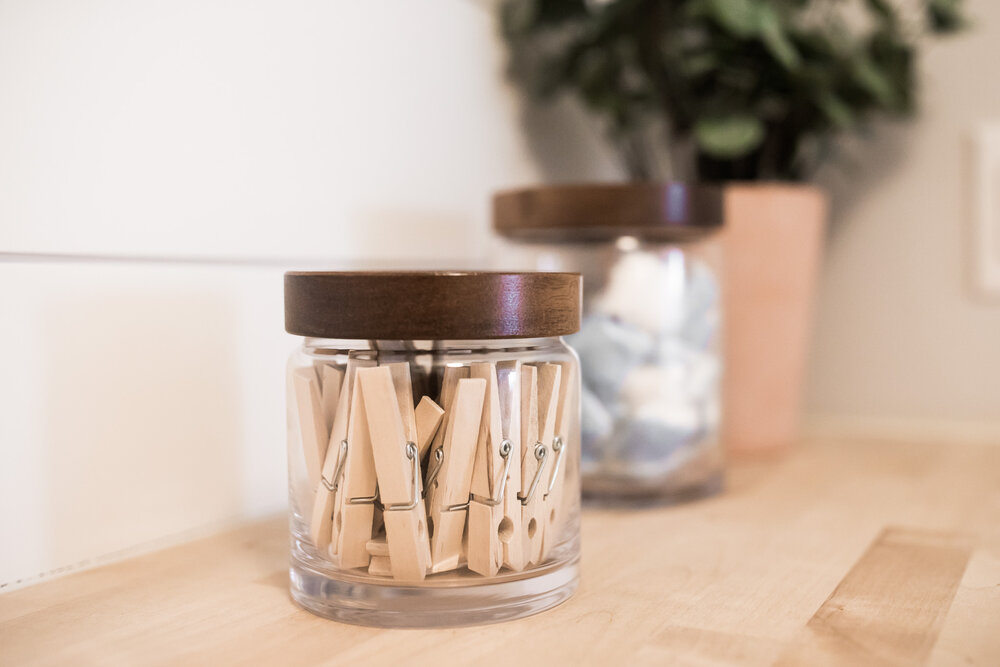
[290,557,580,628]
[582,469,724,506]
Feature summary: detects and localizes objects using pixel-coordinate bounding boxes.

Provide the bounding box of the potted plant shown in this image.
[499,0,967,453]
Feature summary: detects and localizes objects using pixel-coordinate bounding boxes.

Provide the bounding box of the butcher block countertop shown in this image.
[2,437,999,666]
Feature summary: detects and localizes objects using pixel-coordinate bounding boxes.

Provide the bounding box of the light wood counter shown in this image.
[2,437,999,665]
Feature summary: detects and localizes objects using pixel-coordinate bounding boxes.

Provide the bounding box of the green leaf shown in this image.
[815,92,854,129]
[678,51,719,78]
[758,5,801,70]
[864,0,895,22]
[852,55,895,106]
[696,0,800,70]
[694,115,765,158]
[500,0,538,38]
[575,48,612,93]
[701,0,759,38]
[927,0,966,33]
[537,0,588,23]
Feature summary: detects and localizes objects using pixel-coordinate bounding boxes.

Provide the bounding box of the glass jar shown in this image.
[494,184,724,503]
[284,271,582,627]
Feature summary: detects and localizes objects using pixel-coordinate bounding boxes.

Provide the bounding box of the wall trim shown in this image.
[804,414,1000,446]
[0,515,272,593]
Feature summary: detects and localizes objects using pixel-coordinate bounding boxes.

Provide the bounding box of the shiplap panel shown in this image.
[0,261,290,587]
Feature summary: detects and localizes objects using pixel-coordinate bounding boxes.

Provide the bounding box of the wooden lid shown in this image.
[285,271,581,340]
[493,183,724,242]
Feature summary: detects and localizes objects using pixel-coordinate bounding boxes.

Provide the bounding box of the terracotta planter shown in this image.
[721,184,828,455]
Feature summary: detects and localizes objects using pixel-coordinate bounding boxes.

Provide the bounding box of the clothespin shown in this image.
[367,362,414,541]
[320,364,345,435]
[541,361,575,561]
[311,361,354,554]
[423,365,470,510]
[330,360,380,569]
[521,363,561,566]
[467,362,511,576]
[518,365,540,567]
[366,536,391,577]
[532,363,562,565]
[387,362,417,445]
[389,362,447,492]
[370,363,444,578]
[292,366,329,491]
[361,366,433,581]
[497,360,526,572]
[366,536,389,558]
[425,377,486,574]
[310,358,373,558]
[414,396,445,459]
[367,556,393,577]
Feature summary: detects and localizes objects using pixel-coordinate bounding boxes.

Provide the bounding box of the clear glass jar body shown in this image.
[499,237,724,502]
[287,336,581,627]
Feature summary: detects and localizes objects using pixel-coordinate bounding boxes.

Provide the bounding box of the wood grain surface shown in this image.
[777,528,973,666]
[2,437,999,666]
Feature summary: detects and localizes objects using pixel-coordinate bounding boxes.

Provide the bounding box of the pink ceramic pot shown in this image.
[721,184,828,454]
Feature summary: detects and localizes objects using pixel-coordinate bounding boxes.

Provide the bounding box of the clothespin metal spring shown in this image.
[328,440,422,511]
[517,442,549,506]
[470,438,514,508]
[434,438,515,513]
[543,435,564,501]
[424,446,445,495]
[382,442,421,512]
[320,439,349,494]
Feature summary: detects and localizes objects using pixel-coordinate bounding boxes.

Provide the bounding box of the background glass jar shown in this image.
[284,272,581,627]
[494,184,724,503]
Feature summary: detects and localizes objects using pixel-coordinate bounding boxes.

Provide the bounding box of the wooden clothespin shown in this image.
[361,366,432,581]
[310,358,373,558]
[531,363,562,565]
[330,360,380,569]
[384,362,417,538]
[311,363,353,554]
[521,363,561,566]
[320,364,345,435]
[365,534,391,577]
[292,366,329,491]
[423,365,470,509]
[367,556,392,577]
[467,362,510,576]
[518,364,540,567]
[414,396,445,459]
[386,361,444,497]
[368,396,444,576]
[425,377,486,574]
[370,363,444,578]
[497,360,526,572]
[541,361,575,561]
[366,536,389,558]
[387,362,417,445]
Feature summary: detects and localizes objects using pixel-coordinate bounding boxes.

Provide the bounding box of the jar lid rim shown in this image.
[284,271,581,340]
[493,182,724,243]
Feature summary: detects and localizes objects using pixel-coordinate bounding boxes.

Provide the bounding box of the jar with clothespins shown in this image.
[284,271,582,627]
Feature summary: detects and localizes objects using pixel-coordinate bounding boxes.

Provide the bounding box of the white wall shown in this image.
[806,0,1000,433]
[0,0,565,588]
[0,0,551,262]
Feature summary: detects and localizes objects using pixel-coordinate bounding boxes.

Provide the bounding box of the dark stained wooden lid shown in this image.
[285,271,581,340]
[493,183,724,242]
